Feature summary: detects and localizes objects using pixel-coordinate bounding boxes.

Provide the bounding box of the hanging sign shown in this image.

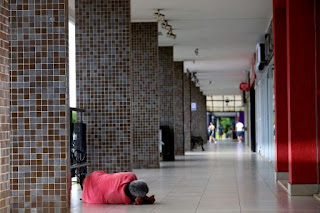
[239,82,250,92]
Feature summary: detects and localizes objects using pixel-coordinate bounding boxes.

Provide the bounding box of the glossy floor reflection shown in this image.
[71,140,320,213]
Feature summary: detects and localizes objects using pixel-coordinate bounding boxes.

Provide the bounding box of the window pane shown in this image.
[212,95,223,100]
[224,95,234,101]
[213,107,224,112]
[213,101,223,107]
[235,95,242,101]
[235,101,243,107]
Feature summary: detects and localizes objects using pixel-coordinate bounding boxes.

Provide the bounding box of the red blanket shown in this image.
[82,171,137,204]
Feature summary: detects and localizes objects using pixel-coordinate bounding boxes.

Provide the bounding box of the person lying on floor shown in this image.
[82,171,155,205]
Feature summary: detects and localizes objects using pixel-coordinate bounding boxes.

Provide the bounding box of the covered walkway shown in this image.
[71,141,320,213]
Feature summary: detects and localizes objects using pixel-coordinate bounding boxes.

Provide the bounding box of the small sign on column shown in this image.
[191,102,197,111]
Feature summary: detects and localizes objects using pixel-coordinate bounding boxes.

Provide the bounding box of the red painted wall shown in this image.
[287,0,318,184]
[273,4,289,173]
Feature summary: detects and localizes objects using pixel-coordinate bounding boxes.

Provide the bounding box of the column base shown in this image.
[275,172,289,181]
[314,193,320,202]
[277,179,289,191]
[288,183,318,196]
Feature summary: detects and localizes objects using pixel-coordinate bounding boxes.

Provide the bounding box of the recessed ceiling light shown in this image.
[195,48,199,56]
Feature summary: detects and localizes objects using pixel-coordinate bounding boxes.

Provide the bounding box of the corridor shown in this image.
[71,141,320,213]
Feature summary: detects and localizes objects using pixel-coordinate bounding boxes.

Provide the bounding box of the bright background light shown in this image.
[69,21,76,107]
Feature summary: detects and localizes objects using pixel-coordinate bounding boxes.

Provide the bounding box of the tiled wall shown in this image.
[173,62,184,155]
[10,0,69,212]
[131,22,159,168]
[0,1,9,211]
[191,83,207,143]
[183,72,191,151]
[159,47,175,157]
[159,47,174,129]
[76,0,132,173]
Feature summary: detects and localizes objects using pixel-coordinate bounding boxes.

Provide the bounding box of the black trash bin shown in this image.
[160,126,175,161]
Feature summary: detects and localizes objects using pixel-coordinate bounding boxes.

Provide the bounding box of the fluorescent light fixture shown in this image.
[161,21,172,31]
[166,30,177,39]
[195,48,199,56]
[153,10,165,21]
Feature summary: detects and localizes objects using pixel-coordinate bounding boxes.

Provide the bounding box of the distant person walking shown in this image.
[218,124,224,139]
[235,120,244,143]
[208,122,217,143]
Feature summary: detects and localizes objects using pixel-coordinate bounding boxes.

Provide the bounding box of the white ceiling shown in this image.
[131,0,272,95]
[69,0,272,96]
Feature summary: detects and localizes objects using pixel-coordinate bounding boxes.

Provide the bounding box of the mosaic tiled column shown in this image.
[10,0,69,212]
[131,22,159,168]
[191,83,207,143]
[0,1,9,211]
[183,72,191,151]
[76,0,132,172]
[173,62,184,155]
[159,47,174,128]
[159,47,175,156]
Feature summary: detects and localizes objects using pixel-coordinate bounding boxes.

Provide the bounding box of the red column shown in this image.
[273,0,288,176]
[316,1,320,183]
[317,0,320,183]
[286,0,317,185]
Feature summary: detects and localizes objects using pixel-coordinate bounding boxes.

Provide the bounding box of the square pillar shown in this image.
[0,0,9,211]
[317,0,320,185]
[10,0,70,211]
[183,72,191,151]
[174,62,184,155]
[286,0,319,195]
[159,47,175,158]
[76,0,132,172]
[159,47,174,129]
[191,83,207,143]
[131,22,159,168]
[273,0,289,180]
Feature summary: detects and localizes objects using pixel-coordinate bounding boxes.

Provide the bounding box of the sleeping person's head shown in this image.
[128,180,149,198]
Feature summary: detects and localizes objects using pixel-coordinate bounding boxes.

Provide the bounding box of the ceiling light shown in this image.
[195,48,199,56]
[161,21,172,31]
[167,30,176,39]
[153,9,165,21]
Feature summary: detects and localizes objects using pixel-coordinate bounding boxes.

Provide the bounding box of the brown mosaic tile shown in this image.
[10,0,70,212]
[76,0,132,173]
[183,72,191,151]
[159,47,175,157]
[0,0,10,212]
[159,47,174,128]
[191,82,207,143]
[131,22,160,168]
[173,62,184,155]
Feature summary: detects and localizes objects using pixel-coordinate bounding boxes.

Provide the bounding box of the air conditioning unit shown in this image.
[255,43,266,72]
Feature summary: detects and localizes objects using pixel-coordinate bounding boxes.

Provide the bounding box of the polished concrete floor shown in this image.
[71,140,320,213]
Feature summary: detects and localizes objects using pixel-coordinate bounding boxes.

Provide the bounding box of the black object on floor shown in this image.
[160,126,175,161]
[191,136,205,151]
